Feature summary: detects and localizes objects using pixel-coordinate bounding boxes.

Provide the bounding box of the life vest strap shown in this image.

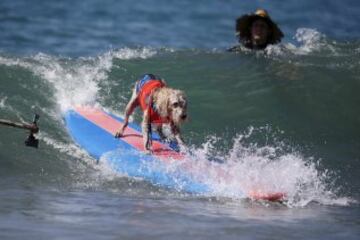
[136,74,158,94]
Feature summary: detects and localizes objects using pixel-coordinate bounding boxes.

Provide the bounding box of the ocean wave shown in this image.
[0,47,162,113]
[0,96,7,109]
[178,127,354,207]
[264,28,360,58]
[111,47,159,60]
[97,126,354,207]
[293,28,331,54]
[0,46,358,205]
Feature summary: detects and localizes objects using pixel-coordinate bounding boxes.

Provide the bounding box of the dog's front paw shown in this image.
[114,130,124,138]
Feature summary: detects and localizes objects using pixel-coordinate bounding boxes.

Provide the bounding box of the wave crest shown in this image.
[182,127,353,207]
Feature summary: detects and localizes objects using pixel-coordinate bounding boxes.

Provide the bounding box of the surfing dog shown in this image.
[115,74,188,153]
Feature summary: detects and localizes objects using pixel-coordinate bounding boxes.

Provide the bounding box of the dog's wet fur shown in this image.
[115,79,187,153]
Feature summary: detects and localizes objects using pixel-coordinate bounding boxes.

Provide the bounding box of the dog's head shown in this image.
[167,89,188,126]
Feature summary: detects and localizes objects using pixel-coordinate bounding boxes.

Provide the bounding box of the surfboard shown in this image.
[65,106,285,201]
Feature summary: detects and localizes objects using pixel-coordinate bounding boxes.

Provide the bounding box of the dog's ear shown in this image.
[153,88,171,117]
[160,79,167,86]
[165,94,171,113]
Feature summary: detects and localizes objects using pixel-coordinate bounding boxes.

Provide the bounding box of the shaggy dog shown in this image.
[115,74,187,153]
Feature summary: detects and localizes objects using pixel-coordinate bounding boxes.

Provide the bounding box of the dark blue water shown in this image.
[2,0,360,56]
[1,0,359,239]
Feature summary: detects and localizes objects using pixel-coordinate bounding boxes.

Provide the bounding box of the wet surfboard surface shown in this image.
[65,106,285,201]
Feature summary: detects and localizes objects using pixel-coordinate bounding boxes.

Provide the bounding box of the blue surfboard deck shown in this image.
[64,106,286,201]
[64,106,209,194]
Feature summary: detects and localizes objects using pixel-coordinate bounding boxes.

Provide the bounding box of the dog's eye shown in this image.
[172,102,179,108]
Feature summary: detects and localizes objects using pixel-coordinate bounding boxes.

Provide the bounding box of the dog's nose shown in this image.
[181,114,187,120]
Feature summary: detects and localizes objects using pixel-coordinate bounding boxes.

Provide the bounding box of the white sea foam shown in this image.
[294,28,324,53]
[0,47,158,113]
[111,47,157,60]
[129,127,351,207]
[264,28,337,57]
[0,96,7,109]
[29,52,111,112]
[96,124,352,207]
[184,131,352,207]
[33,47,158,112]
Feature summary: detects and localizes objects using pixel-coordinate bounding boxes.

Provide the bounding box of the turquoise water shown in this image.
[1,0,360,239]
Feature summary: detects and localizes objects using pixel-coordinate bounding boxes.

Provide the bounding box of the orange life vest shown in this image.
[136,74,170,124]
